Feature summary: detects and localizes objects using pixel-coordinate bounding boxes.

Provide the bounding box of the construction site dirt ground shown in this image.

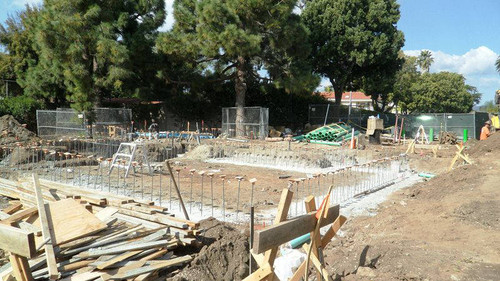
[163,134,500,281]
[320,134,500,281]
[1,114,498,280]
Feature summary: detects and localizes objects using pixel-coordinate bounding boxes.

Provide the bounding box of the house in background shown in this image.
[318,91,374,110]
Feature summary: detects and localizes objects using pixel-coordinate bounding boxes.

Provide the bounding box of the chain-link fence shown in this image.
[37,109,87,137]
[221,107,269,139]
[308,104,489,140]
[402,112,489,140]
[308,104,396,129]
[93,108,132,137]
[37,108,132,138]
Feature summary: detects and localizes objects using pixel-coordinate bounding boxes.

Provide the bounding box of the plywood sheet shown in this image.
[33,199,107,245]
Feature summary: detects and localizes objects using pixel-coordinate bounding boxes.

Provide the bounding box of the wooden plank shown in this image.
[112,213,163,229]
[0,207,37,224]
[9,254,33,281]
[0,224,36,258]
[32,174,60,280]
[0,256,45,281]
[96,250,142,270]
[263,188,293,270]
[31,259,96,279]
[304,196,322,281]
[291,216,346,281]
[116,208,188,229]
[242,264,273,281]
[321,215,347,248]
[104,256,192,280]
[253,204,339,254]
[32,199,107,246]
[132,249,169,281]
[302,244,332,281]
[2,202,22,215]
[304,187,332,281]
[77,240,176,258]
[59,260,95,272]
[95,229,168,269]
[59,236,100,250]
[166,161,189,220]
[59,271,103,281]
[119,204,156,215]
[100,261,147,281]
[0,211,40,234]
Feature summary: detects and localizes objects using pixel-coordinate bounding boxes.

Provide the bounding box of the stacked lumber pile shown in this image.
[439,131,457,144]
[0,175,199,280]
[294,123,359,145]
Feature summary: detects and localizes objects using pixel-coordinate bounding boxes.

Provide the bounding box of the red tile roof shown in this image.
[317,91,371,101]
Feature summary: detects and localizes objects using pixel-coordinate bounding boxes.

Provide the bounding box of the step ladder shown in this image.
[108,142,151,178]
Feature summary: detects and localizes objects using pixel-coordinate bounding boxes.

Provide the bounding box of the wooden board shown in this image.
[104,256,192,280]
[1,207,37,224]
[253,204,339,254]
[9,254,33,281]
[32,173,59,280]
[263,188,293,268]
[0,224,36,258]
[2,202,22,215]
[33,199,107,246]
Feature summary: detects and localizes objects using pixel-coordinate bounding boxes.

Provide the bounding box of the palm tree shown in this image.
[417,50,434,73]
[495,56,500,73]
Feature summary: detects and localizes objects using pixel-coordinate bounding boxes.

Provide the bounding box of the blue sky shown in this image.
[1,0,499,104]
[398,0,500,104]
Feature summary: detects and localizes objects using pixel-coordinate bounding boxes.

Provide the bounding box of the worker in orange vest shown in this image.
[480,120,492,140]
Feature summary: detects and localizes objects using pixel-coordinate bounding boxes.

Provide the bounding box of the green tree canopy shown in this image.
[479,100,499,114]
[303,0,404,108]
[402,72,474,113]
[157,0,318,136]
[30,0,165,115]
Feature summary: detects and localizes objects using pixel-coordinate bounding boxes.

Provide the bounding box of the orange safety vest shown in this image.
[480,126,490,140]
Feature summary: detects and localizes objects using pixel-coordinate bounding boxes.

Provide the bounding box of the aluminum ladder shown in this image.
[108,142,151,178]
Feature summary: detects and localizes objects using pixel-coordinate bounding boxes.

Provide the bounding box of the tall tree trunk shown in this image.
[332,82,343,120]
[88,56,100,138]
[234,56,247,138]
[332,83,343,106]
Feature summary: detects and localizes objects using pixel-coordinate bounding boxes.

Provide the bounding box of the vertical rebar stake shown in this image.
[199,171,206,216]
[207,173,214,217]
[220,175,226,221]
[176,168,181,211]
[189,169,195,214]
[235,176,244,220]
[159,166,162,206]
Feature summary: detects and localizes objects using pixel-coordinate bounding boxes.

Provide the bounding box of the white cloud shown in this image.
[404,46,500,104]
[158,0,175,32]
[404,46,498,76]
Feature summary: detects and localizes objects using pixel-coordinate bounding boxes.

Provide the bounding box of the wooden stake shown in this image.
[9,253,34,281]
[305,185,333,281]
[32,173,60,280]
[165,161,190,220]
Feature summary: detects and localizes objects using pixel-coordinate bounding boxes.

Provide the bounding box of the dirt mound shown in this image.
[321,130,500,280]
[453,200,500,230]
[466,131,500,156]
[173,218,249,281]
[405,163,483,201]
[0,115,36,144]
[184,145,214,160]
